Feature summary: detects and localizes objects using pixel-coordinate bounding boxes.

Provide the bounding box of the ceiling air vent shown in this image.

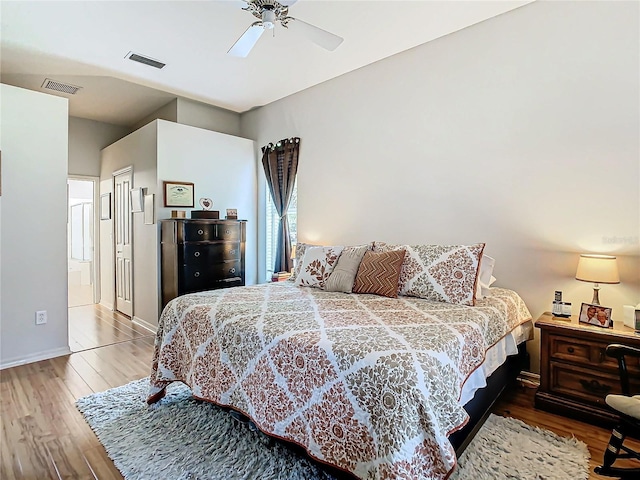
[125,51,166,69]
[41,78,82,95]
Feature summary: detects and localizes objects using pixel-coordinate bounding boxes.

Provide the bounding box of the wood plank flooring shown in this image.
[68,304,153,353]
[2,307,638,479]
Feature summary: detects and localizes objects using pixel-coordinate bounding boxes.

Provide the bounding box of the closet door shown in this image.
[114,169,133,317]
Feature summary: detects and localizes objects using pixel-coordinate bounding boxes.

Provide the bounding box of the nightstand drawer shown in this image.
[550,336,591,364]
[549,362,620,407]
[549,334,640,375]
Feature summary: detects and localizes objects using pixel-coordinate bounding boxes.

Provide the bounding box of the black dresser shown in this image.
[160,219,246,308]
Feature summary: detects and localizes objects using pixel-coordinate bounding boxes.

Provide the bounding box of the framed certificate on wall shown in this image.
[163,181,194,208]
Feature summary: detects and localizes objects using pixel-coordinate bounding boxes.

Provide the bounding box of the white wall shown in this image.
[157,120,258,285]
[99,120,257,329]
[240,1,640,373]
[131,99,178,131]
[132,98,241,137]
[0,84,70,368]
[69,116,130,176]
[100,122,158,325]
[176,98,242,137]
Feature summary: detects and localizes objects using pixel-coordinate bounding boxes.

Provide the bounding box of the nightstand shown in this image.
[535,311,640,427]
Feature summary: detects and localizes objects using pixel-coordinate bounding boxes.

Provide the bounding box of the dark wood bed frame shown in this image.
[449,341,529,455]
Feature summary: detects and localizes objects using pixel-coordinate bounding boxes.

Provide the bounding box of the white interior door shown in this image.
[114,169,133,317]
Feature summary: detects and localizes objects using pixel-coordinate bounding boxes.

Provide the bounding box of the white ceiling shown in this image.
[0,0,533,126]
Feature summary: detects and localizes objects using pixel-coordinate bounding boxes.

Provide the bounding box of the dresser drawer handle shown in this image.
[579,379,611,395]
[229,267,236,274]
[229,249,236,255]
[567,347,575,354]
[225,229,231,235]
[194,252,201,257]
[194,272,200,278]
[198,229,204,235]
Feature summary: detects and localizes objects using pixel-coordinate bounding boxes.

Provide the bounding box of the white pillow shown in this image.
[294,246,344,288]
[476,255,496,299]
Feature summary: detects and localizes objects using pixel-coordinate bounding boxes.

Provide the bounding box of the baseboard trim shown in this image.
[99,300,114,311]
[0,346,71,370]
[518,370,540,387]
[133,316,157,334]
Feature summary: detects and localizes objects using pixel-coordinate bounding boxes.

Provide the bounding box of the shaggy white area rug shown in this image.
[76,378,590,480]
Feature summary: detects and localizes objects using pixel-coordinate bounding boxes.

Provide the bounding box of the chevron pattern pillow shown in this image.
[373,242,485,306]
[353,249,406,298]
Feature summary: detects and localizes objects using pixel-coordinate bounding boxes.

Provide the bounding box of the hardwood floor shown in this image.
[68,304,154,353]
[2,309,638,479]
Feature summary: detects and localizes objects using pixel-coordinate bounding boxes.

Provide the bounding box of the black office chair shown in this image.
[594,344,640,479]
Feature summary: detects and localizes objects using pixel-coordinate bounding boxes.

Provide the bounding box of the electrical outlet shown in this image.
[35,310,47,325]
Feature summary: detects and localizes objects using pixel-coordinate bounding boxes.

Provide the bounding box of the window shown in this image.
[265,181,297,281]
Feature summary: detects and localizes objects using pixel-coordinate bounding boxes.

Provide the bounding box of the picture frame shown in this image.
[226,208,238,220]
[100,193,111,220]
[579,302,612,328]
[130,187,144,213]
[163,181,194,208]
[144,194,155,225]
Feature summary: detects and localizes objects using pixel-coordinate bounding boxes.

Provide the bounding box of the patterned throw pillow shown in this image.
[352,249,406,298]
[373,242,485,306]
[294,246,344,288]
[324,245,371,293]
[289,243,318,282]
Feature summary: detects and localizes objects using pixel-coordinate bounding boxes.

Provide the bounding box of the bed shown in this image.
[147,281,532,480]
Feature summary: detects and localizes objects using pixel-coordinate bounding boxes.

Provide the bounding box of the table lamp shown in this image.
[575,254,620,305]
[290,244,297,273]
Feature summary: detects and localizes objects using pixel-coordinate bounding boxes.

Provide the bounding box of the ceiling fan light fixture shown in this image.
[262,9,276,29]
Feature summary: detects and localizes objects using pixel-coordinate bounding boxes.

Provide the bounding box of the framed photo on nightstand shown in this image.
[579,302,612,328]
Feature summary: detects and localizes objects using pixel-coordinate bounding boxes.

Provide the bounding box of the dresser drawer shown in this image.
[214,223,241,241]
[183,222,216,241]
[182,243,241,264]
[182,261,242,286]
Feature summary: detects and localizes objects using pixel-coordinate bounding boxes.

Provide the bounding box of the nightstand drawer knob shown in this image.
[567,347,575,354]
[579,379,611,395]
[194,252,201,257]
[198,229,204,235]
[194,272,200,278]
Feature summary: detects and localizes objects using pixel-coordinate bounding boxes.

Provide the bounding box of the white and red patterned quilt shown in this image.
[148,283,531,479]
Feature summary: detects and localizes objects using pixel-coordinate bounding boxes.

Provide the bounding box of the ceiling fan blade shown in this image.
[287,17,343,51]
[228,23,265,57]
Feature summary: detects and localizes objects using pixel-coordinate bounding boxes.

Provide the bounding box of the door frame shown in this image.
[112,166,134,317]
[67,174,100,305]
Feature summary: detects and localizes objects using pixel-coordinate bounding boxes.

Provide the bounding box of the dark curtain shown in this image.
[262,137,300,273]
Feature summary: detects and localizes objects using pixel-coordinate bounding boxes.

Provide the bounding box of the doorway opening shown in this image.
[67,177,97,308]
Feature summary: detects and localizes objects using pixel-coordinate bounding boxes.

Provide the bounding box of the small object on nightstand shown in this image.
[623,304,640,330]
[552,291,571,318]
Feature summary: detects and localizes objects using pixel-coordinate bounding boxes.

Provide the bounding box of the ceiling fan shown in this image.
[228,0,344,58]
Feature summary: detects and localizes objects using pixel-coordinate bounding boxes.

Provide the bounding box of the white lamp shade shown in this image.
[575,254,620,284]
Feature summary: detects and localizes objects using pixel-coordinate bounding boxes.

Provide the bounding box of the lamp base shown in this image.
[591,284,600,305]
